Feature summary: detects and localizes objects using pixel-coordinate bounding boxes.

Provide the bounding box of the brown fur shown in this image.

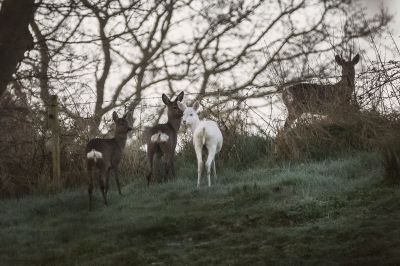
[282,54,360,128]
[144,92,184,185]
[86,111,133,209]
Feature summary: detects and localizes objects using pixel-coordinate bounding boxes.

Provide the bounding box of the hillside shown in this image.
[1,152,400,265]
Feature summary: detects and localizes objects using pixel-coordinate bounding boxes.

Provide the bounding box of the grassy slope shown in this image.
[1,153,400,265]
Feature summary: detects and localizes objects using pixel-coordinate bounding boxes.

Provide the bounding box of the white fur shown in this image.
[159,133,169,142]
[150,132,169,143]
[87,149,103,162]
[178,102,223,187]
[150,133,159,143]
[150,134,158,143]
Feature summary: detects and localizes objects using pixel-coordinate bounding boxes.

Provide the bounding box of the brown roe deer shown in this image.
[282,54,360,128]
[143,92,184,184]
[86,111,133,209]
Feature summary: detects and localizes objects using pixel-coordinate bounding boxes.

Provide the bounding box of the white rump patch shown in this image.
[150,132,169,143]
[87,149,103,162]
[150,133,159,143]
[159,133,169,142]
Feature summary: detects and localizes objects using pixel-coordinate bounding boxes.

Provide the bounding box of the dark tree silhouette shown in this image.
[0,0,35,97]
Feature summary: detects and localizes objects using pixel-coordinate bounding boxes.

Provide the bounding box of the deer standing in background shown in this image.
[282,54,360,128]
[143,92,184,184]
[86,111,133,209]
[178,101,223,188]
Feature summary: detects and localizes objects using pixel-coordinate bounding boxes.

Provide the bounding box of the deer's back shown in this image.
[194,120,223,152]
[195,121,222,142]
[86,138,122,166]
[287,83,334,101]
[143,123,178,148]
[283,82,351,111]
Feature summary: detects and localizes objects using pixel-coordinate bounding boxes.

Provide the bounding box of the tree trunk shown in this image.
[0,0,35,97]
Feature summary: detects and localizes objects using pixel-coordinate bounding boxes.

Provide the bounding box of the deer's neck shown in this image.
[114,133,128,149]
[340,74,355,88]
[188,119,201,133]
[167,117,182,132]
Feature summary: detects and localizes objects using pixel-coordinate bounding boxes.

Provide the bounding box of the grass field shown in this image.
[1,152,400,265]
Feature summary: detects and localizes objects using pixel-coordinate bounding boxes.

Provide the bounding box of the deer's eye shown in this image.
[190,114,193,116]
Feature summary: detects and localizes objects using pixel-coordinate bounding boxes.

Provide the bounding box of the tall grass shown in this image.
[274,110,400,161]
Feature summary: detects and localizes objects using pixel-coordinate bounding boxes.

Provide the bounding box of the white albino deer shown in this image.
[282,54,360,128]
[178,101,223,187]
[86,111,133,209]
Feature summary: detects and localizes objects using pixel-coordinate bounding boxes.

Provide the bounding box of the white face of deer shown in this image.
[335,54,360,84]
[177,101,200,127]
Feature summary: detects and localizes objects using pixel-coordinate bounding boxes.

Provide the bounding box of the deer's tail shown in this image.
[87,149,103,163]
[202,127,206,146]
[150,131,170,143]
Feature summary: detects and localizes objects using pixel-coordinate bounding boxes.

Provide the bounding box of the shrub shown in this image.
[0,93,45,197]
[274,110,398,161]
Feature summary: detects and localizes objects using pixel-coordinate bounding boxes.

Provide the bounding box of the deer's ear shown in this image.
[162,94,171,105]
[112,111,119,121]
[176,91,184,102]
[335,55,344,65]
[352,54,360,65]
[177,101,186,111]
[193,101,200,111]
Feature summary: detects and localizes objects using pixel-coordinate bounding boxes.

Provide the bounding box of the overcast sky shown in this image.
[362,0,400,62]
[378,0,400,36]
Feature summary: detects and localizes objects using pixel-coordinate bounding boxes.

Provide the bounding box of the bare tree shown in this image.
[13,0,392,132]
[181,0,391,103]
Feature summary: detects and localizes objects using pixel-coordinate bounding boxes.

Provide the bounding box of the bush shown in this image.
[274,110,398,161]
[0,93,45,198]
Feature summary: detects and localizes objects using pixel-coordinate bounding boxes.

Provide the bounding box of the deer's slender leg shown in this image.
[165,154,174,181]
[170,153,176,179]
[97,167,108,206]
[88,165,94,210]
[159,143,174,182]
[105,167,111,194]
[205,145,217,187]
[212,159,217,179]
[146,149,155,186]
[161,153,169,182]
[195,144,203,188]
[164,160,169,182]
[113,168,122,195]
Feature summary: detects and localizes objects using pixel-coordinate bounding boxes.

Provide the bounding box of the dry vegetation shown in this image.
[0,0,400,263]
